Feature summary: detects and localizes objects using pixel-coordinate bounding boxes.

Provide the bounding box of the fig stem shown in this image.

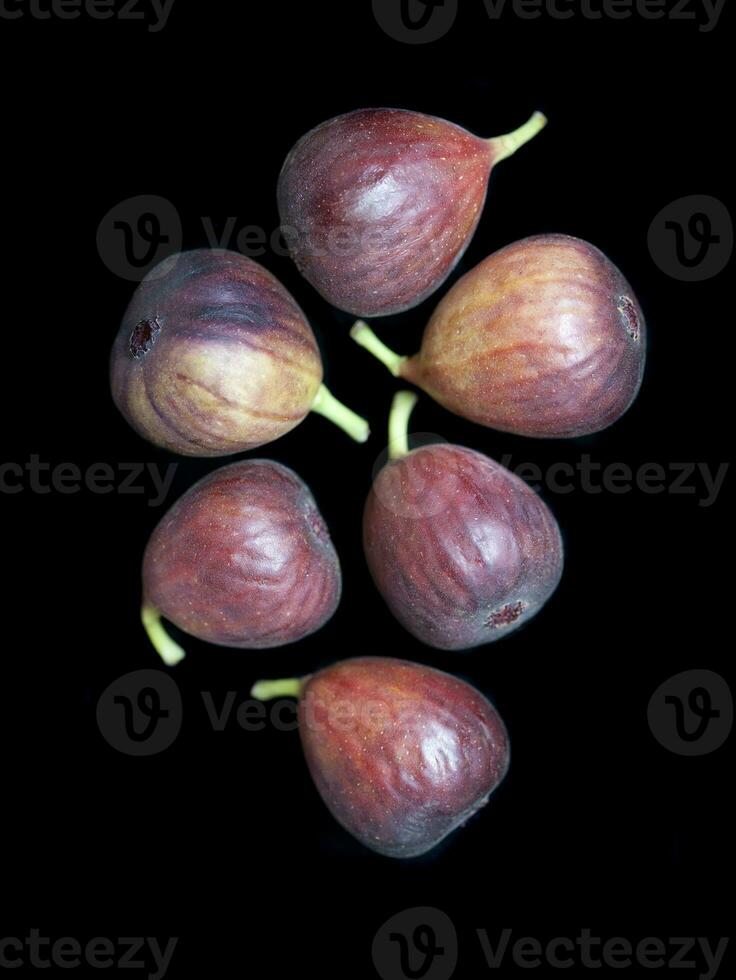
[141,603,186,666]
[251,678,303,701]
[489,110,547,163]
[388,391,419,460]
[311,384,370,443]
[350,321,407,377]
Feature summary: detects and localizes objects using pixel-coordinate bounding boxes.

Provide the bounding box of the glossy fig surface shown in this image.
[278,108,546,317]
[363,395,563,649]
[142,460,341,661]
[352,234,646,437]
[111,249,368,456]
[254,657,510,858]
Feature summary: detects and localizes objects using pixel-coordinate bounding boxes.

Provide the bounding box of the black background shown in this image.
[3,1,733,978]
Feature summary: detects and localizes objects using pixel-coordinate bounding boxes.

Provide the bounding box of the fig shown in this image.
[252,657,510,858]
[352,234,646,438]
[141,460,341,664]
[110,248,369,456]
[277,108,546,317]
[363,392,563,650]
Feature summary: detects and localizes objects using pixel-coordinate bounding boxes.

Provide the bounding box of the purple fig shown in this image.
[111,249,369,456]
[252,656,510,858]
[362,393,563,650]
[352,234,646,437]
[141,460,341,664]
[277,108,547,317]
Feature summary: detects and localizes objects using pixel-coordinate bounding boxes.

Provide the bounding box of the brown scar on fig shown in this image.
[130,317,161,358]
[617,296,640,341]
[305,504,330,543]
[487,601,526,628]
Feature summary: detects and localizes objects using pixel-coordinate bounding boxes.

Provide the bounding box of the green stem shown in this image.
[350,321,407,377]
[311,384,370,443]
[141,603,186,666]
[388,391,419,460]
[251,677,303,701]
[489,110,547,164]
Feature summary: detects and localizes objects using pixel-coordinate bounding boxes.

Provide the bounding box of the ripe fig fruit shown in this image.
[363,392,563,650]
[141,460,341,664]
[352,234,646,438]
[277,108,547,317]
[110,249,369,456]
[251,657,510,858]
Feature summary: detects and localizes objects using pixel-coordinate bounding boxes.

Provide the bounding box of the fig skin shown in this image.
[364,411,563,649]
[352,234,646,438]
[142,460,341,656]
[277,108,546,318]
[110,249,368,456]
[255,657,510,859]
